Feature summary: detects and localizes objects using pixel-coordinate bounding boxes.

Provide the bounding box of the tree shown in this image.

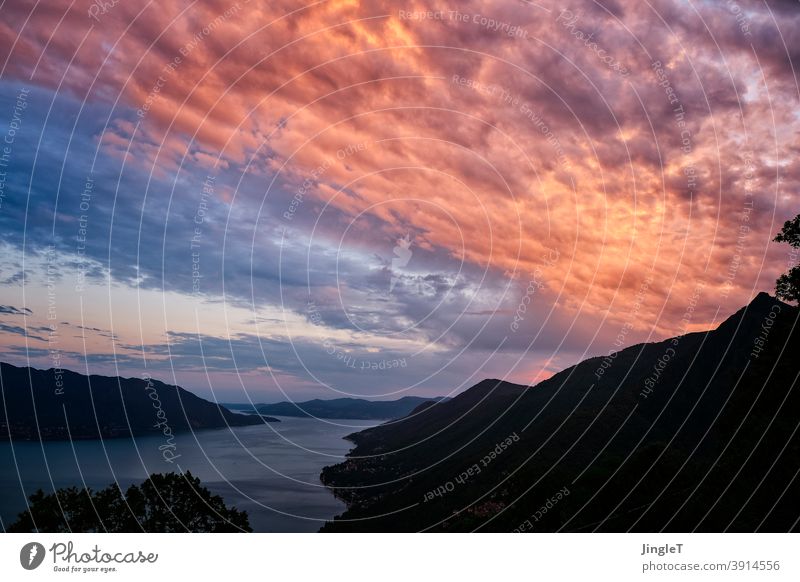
[7,471,251,533]
[774,214,800,303]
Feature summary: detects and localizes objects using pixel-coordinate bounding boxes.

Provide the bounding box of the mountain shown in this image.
[0,363,277,440]
[320,293,800,532]
[255,396,448,420]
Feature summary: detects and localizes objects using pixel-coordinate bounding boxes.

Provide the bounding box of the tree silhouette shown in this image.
[7,471,251,532]
[774,214,800,303]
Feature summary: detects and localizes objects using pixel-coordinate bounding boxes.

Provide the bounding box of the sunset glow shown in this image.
[0,0,797,401]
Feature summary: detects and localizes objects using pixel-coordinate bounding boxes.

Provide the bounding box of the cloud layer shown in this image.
[0,0,798,399]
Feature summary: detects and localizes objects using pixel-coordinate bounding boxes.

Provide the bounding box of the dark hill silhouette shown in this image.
[320,293,800,532]
[8,471,251,533]
[255,396,448,420]
[0,363,276,440]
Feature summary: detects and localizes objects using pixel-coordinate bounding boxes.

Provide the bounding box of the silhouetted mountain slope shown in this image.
[0,363,274,440]
[256,396,448,420]
[320,293,800,532]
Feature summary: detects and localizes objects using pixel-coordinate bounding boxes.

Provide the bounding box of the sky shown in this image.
[0,0,798,403]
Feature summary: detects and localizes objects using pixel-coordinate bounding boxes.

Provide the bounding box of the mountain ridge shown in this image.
[254,395,450,420]
[0,362,277,440]
[320,293,800,532]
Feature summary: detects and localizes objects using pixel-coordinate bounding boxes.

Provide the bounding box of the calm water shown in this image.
[0,416,377,532]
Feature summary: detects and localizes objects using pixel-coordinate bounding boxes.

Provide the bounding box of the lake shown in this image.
[0,416,377,532]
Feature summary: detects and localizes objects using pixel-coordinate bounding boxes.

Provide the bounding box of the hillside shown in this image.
[320,293,800,532]
[255,396,448,420]
[0,363,276,440]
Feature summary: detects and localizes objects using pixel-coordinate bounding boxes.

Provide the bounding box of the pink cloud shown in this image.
[1,0,798,344]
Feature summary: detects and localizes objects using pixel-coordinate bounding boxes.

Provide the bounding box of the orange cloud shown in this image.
[2,0,798,341]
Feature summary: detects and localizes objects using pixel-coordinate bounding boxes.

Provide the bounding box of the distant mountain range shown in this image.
[320,293,800,532]
[241,396,449,420]
[0,363,277,440]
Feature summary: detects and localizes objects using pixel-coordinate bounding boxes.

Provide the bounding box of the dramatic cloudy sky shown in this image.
[0,0,797,402]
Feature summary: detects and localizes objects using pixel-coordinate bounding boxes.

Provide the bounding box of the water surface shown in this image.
[0,416,376,532]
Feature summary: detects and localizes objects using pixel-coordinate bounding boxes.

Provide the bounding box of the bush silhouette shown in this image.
[774,213,800,303]
[7,471,251,532]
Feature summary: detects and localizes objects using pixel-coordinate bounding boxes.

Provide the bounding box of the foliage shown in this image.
[774,214,800,303]
[7,471,251,533]
[775,266,800,304]
[774,215,800,248]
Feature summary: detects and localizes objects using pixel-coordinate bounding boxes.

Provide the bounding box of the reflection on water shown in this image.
[0,416,377,532]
